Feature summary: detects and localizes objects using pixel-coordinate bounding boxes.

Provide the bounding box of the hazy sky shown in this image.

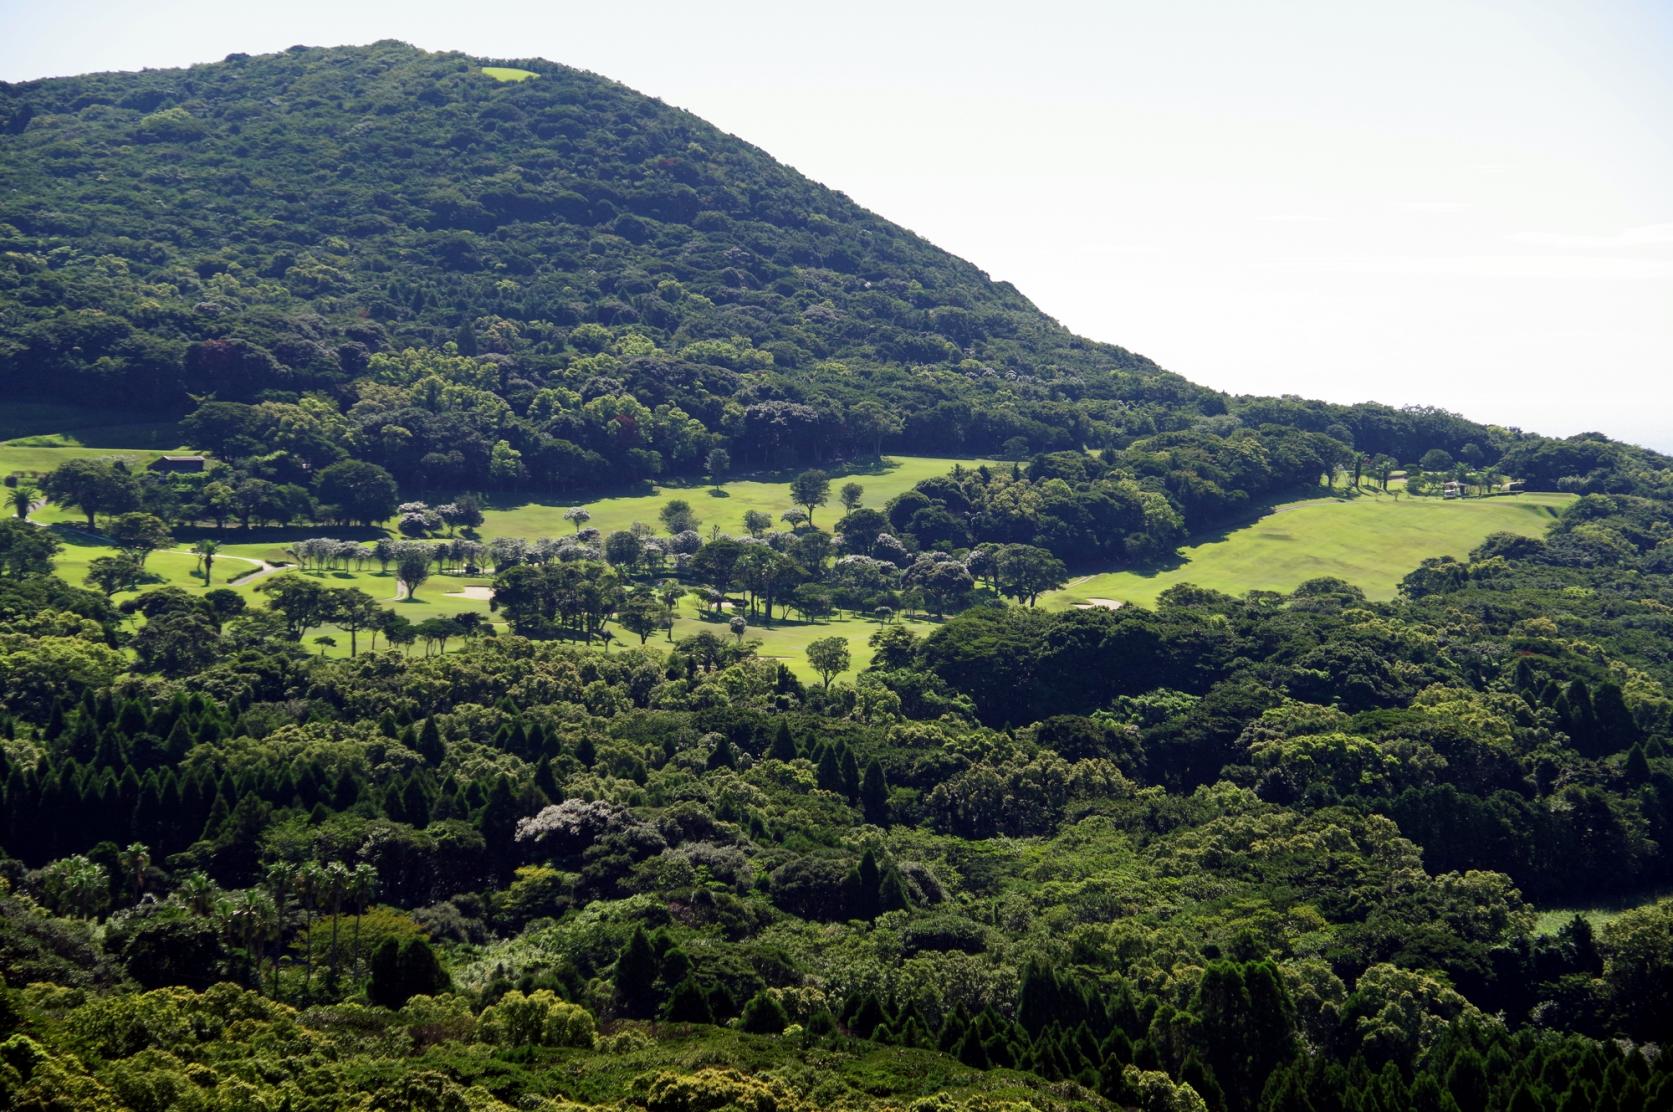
[4,0,1670,449]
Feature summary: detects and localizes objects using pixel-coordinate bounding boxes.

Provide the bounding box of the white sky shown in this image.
[4,0,1670,450]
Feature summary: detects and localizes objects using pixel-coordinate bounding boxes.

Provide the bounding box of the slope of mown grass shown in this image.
[37,454,988,674]
[480,66,538,82]
[1043,489,1574,609]
[476,455,997,539]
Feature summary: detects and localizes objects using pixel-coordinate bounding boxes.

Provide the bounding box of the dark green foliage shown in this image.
[368,938,449,1008]
[738,990,789,1034]
[613,926,661,1019]
[662,978,713,1024]
[1,39,1673,1112]
[0,42,1189,479]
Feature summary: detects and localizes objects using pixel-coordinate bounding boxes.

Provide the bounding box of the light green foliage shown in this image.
[1122,1066,1210,1112]
[476,989,596,1048]
[643,1067,790,1112]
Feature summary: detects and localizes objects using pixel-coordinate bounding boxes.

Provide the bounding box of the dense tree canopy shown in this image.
[2,38,1673,1112]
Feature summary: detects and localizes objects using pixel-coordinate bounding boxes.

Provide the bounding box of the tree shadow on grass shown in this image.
[172,524,390,544]
[473,455,976,513]
[1107,488,1348,581]
[46,523,109,549]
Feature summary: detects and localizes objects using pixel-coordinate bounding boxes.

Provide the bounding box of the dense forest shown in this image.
[3,41,1673,1112]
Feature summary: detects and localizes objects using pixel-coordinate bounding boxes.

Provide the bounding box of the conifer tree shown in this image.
[414,717,445,765]
[614,926,662,1019]
[768,721,799,762]
[861,759,890,825]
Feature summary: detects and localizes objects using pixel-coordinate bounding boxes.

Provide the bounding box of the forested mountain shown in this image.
[0,40,1202,473]
[4,41,1673,1112]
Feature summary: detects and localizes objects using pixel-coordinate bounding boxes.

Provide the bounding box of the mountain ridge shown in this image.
[1,41,1664,498]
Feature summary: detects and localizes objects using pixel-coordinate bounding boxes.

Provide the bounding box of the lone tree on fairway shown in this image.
[86,553,144,595]
[563,507,591,532]
[840,481,864,513]
[9,483,40,521]
[193,539,220,586]
[807,635,851,690]
[42,458,140,529]
[332,588,381,656]
[706,447,731,490]
[109,512,172,566]
[396,549,431,600]
[660,499,698,534]
[790,470,830,525]
[618,595,665,645]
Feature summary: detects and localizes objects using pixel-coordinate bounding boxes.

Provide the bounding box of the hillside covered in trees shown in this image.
[3,41,1673,1112]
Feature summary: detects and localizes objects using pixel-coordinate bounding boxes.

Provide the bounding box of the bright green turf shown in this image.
[652,595,937,682]
[31,445,1571,675]
[1532,888,1673,937]
[0,444,173,482]
[1043,489,1575,609]
[34,453,989,670]
[480,66,537,82]
[478,455,997,540]
[303,583,927,676]
[50,538,213,598]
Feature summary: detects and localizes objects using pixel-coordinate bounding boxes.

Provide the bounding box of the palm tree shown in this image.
[218,889,279,985]
[295,862,325,1000]
[194,539,221,586]
[264,862,296,998]
[9,483,40,521]
[348,863,378,980]
[51,856,109,918]
[322,861,352,988]
[176,871,220,916]
[658,581,684,641]
[117,842,151,904]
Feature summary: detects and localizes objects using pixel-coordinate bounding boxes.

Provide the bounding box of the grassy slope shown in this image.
[477,455,997,540]
[32,449,985,678]
[1532,886,1673,936]
[23,423,1573,677]
[1043,489,1575,609]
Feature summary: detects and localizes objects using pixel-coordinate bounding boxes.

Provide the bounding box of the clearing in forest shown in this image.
[1043,489,1575,609]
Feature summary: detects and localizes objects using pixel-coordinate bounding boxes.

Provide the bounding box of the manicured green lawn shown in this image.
[1042,489,1574,609]
[303,584,930,678]
[49,536,211,597]
[648,595,940,682]
[33,445,1570,674]
[480,66,537,82]
[478,455,997,540]
[0,444,173,483]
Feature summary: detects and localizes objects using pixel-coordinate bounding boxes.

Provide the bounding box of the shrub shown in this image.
[643,1067,787,1112]
[476,989,596,1049]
